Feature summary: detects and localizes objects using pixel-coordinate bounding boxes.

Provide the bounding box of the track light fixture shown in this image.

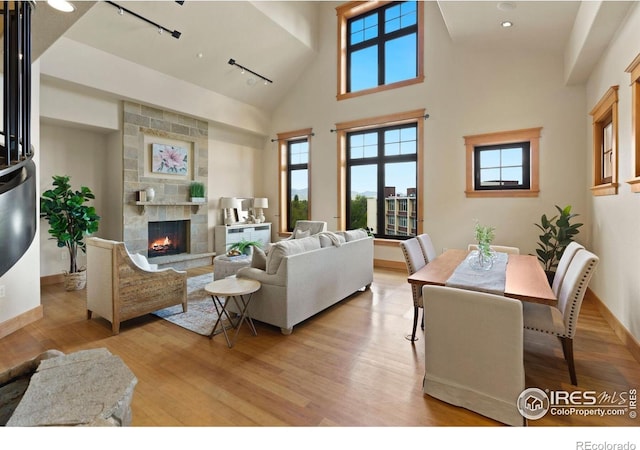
[106,1,182,39]
[228,58,273,85]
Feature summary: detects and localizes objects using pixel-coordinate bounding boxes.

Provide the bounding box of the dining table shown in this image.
[408,248,556,306]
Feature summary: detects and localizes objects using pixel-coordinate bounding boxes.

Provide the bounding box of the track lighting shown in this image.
[106,1,182,39]
[228,58,273,85]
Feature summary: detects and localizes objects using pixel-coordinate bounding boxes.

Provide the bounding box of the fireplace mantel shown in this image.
[134,201,205,215]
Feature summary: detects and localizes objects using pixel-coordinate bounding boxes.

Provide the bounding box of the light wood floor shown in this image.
[1,266,639,428]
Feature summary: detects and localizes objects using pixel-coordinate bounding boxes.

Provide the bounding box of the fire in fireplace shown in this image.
[148,220,189,258]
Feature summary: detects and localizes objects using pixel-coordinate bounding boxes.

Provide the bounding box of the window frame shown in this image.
[590,86,619,197]
[277,128,313,236]
[336,1,424,101]
[473,142,531,191]
[335,109,425,239]
[464,128,541,198]
[626,53,640,193]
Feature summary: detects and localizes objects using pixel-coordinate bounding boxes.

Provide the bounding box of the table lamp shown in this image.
[220,197,239,225]
[253,197,268,223]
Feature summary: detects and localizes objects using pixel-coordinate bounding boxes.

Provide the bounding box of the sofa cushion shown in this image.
[251,246,267,270]
[266,235,321,274]
[342,229,369,242]
[319,231,345,248]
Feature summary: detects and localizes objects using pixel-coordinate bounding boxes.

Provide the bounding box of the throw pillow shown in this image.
[130,253,151,271]
[251,246,267,270]
[294,229,311,239]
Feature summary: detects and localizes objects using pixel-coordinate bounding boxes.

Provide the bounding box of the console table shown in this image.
[214,222,271,256]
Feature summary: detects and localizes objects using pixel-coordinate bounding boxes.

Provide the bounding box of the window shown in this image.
[626,53,640,193]
[336,1,424,101]
[474,142,531,191]
[590,86,619,196]
[464,128,541,198]
[277,129,312,234]
[336,109,424,239]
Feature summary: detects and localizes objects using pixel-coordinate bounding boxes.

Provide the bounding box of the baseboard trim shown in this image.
[374,259,405,271]
[40,273,64,286]
[586,288,640,364]
[0,305,44,339]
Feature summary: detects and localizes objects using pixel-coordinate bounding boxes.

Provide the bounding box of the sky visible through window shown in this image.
[349,126,417,199]
[349,1,417,92]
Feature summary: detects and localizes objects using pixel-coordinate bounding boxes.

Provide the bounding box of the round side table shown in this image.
[213,254,252,280]
[205,277,261,348]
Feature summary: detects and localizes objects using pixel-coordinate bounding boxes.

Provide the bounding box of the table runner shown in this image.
[445,251,508,295]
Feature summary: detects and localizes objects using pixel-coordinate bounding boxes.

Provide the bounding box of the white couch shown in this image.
[231,230,374,334]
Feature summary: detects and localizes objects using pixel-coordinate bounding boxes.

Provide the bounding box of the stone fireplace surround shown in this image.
[122,101,213,269]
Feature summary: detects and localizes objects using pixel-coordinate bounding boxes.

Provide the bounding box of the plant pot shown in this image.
[64,270,86,291]
[190,197,206,203]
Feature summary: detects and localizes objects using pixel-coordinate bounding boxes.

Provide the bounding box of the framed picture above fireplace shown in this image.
[142,133,195,181]
[151,143,188,175]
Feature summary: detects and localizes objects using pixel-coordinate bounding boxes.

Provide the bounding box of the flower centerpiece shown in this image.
[471,221,495,270]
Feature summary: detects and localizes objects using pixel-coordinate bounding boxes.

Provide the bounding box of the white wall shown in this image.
[208,124,267,244]
[585,3,640,341]
[267,1,587,264]
[0,61,41,328]
[39,123,113,276]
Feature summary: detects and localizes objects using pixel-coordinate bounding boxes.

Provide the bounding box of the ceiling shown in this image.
[31,1,637,111]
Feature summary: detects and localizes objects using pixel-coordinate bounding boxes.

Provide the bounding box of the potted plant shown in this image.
[535,205,583,284]
[189,181,206,203]
[40,175,100,291]
[226,239,262,257]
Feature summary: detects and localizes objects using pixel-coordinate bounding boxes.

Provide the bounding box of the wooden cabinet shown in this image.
[214,223,271,255]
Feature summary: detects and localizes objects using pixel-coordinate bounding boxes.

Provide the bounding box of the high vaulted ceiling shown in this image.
[31,1,638,111]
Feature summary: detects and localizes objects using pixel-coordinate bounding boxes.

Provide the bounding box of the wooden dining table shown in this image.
[408,249,556,305]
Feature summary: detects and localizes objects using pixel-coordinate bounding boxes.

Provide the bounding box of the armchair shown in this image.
[285,220,327,239]
[86,237,187,334]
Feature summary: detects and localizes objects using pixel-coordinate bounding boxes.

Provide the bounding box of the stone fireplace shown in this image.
[121,101,212,269]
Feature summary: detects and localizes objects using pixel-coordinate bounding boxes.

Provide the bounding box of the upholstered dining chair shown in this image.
[467,244,520,254]
[400,237,427,342]
[423,285,525,426]
[551,241,584,297]
[416,233,437,263]
[523,248,599,385]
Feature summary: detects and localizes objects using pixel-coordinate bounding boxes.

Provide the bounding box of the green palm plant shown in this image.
[227,239,262,256]
[535,205,583,277]
[40,175,100,273]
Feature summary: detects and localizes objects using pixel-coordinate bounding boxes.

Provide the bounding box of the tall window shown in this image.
[277,129,312,235]
[336,1,424,100]
[590,86,618,197]
[287,139,309,231]
[626,53,640,193]
[464,128,541,198]
[342,118,420,239]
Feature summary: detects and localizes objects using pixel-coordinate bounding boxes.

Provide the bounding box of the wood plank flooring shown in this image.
[1,266,639,430]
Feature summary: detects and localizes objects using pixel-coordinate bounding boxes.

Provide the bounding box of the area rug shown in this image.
[152,273,228,336]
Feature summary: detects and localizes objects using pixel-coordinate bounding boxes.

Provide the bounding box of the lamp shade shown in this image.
[253,197,268,209]
[220,197,238,209]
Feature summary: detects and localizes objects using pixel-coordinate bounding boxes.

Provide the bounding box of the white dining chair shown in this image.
[523,249,599,385]
[423,284,525,426]
[416,233,437,263]
[468,244,520,254]
[399,238,426,342]
[551,241,584,297]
